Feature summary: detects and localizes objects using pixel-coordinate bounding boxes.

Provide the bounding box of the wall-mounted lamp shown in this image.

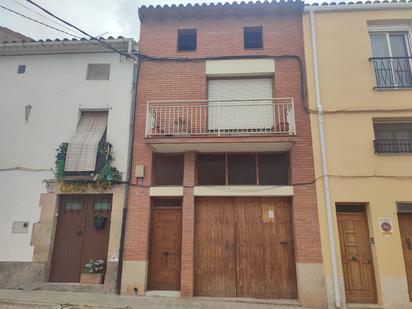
[25,105,32,122]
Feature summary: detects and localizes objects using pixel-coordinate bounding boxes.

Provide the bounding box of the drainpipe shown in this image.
[309,10,342,308]
[116,41,139,294]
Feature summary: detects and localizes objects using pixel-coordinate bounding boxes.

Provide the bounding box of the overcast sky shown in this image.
[0,0,320,41]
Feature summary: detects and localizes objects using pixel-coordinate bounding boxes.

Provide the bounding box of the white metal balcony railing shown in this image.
[145,98,296,137]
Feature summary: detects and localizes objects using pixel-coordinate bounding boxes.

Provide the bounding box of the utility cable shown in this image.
[9,0,83,37]
[24,0,136,59]
[0,5,83,39]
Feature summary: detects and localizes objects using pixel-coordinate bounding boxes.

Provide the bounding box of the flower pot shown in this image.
[80,273,104,284]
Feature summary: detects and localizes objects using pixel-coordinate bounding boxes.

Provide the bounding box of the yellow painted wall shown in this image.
[303,7,412,308]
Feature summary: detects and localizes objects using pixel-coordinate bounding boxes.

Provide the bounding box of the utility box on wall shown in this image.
[12,221,29,233]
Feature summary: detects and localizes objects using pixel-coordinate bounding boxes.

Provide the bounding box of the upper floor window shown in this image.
[177,29,196,51]
[17,64,26,74]
[152,154,184,185]
[373,121,412,154]
[86,64,110,80]
[369,31,412,88]
[244,26,263,49]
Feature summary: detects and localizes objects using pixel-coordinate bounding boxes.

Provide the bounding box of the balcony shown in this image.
[370,57,412,89]
[374,139,412,154]
[145,98,296,138]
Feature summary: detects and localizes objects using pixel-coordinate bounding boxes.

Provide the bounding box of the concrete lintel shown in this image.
[194,185,293,197]
[149,186,184,197]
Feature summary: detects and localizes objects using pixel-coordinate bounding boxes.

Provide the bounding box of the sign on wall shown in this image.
[379,217,393,233]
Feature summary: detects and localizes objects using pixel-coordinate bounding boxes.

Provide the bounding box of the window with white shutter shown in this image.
[64,111,108,172]
[207,78,273,131]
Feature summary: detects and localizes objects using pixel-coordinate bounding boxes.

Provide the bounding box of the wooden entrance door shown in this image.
[148,208,182,290]
[398,213,412,301]
[50,195,112,282]
[194,197,297,299]
[337,212,377,303]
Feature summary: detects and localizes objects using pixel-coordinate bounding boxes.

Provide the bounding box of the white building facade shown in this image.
[0,37,137,291]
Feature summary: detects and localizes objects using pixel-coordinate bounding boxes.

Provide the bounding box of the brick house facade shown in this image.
[121,1,327,307]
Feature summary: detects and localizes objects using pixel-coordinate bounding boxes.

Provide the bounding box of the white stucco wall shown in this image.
[0,51,135,261]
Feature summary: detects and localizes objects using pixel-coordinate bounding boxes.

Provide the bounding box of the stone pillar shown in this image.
[181,151,195,297]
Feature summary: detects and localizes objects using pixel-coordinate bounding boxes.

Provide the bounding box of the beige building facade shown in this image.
[303,1,412,308]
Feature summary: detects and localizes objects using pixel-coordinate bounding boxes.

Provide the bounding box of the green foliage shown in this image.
[84,259,105,274]
[54,141,122,191]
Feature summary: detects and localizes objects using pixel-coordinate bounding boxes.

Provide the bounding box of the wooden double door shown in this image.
[49,195,112,282]
[337,211,377,303]
[398,213,412,301]
[194,197,297,299]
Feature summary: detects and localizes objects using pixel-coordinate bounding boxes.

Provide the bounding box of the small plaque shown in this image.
[262,206,275,223]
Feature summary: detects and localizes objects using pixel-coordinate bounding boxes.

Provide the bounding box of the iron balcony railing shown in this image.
[145,98,296,137]
[374,139,412,154]
[370,57,412,89]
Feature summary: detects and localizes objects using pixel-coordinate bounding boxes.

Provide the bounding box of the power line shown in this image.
[9,0,83,37]
[24,0,135,59]
[0,5,83,39]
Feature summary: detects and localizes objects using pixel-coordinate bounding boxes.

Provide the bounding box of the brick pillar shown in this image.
[181,151,195,297]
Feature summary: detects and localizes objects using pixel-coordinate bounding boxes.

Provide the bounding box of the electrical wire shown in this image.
[24,0,136,59]
[9,0,84,38]
[137,52,308,109]
[0,5,83,39]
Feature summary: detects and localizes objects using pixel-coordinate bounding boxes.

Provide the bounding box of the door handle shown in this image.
[77,230,83,237]
[351,256,357,261]
[407,238,411,251]
[163,252,169,256]
[280,241,288,245]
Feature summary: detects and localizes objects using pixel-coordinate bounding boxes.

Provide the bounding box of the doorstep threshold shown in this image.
[346,304,383,309]
[194,296,301,306]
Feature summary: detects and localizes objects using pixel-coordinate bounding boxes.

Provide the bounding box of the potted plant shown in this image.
[80,259,105,284]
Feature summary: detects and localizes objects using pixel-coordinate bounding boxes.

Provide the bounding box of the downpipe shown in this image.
[309,10,342,308]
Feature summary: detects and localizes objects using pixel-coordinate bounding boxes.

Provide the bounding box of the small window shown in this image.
[397,203,412,213]
[153,154,184,185]
[373,122,412,154]
[17,65,26,74]
[86,64,110,80]
[336,204,365,213]
[197,154,226,185]
[153,198,182,207]
[177,29,196,51]
[228,154,256,185]
[244,27,263,49]
[94,201,111,211]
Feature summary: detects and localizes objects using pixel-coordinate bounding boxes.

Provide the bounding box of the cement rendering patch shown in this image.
[0,289,311,309]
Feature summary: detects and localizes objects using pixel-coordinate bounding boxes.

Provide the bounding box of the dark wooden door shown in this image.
[50,195,112,283]
[337,212,377,303]
[194,197,297,299]
[398,213,412,301]
[194,198,236,296]
[148,208,182,290]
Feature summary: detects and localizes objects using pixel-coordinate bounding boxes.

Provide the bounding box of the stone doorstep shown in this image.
[346,304,384,309]
[194,296,301,306]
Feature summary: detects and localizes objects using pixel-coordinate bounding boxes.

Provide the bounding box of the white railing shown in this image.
[145,98,296,137]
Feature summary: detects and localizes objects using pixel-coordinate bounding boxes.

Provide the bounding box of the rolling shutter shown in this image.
[207,78,273,131]
[64,111,108,172]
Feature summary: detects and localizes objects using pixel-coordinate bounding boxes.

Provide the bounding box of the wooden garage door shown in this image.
[194,197,297,299]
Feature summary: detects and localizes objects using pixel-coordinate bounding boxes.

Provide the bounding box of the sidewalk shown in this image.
[0,289,307,309]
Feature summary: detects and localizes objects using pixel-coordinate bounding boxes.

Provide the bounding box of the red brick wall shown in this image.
[124,9,322,295]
